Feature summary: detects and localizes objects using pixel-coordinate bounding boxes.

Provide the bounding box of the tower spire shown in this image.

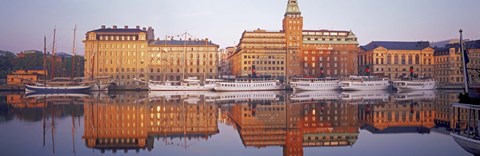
[285,0,301,16]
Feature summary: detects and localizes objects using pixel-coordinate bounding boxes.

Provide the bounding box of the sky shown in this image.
[1,0,480,55]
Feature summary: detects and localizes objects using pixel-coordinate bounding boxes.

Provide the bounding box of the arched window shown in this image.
[394,54,399,64]
[387,54,391,64]
[415,54,420,64]
[408,54,413,64]
[401,54,406,65]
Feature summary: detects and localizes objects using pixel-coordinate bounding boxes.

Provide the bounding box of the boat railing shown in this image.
[342,76,389,82]
[292,78,339,82]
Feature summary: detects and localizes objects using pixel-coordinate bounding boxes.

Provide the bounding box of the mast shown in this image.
[183,32,187,80]
[43,36,47,86]
[51,28,57,80]
[164,35,167,82]
[204,38,208,83]
[71,25,77,79]
[460,29,469,94]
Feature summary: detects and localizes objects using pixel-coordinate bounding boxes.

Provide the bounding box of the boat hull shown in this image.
[341,81,390,91]
[214,82,284,92]
[149,84,215,91]
[25,84,93,93]
[393,80,437,91]
[291,82,341,91]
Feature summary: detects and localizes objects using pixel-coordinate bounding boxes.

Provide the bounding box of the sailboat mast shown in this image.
[51,28,56,80]
[43,36,47,86]
[71,25,77,79]
[204,38,207,83]
[183,32,187,80]
[164,35,167,82]
[460,29,469,94]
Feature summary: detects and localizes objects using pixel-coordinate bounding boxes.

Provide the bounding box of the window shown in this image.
[415,54,420,64]
[408,54,413,64]
[394,54,399,64]
[401,54,406,65]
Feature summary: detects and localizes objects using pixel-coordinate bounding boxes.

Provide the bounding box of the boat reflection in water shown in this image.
[0,90,475,155]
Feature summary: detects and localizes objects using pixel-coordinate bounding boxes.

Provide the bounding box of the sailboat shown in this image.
[148,33,222,91]
[26,28,93,93]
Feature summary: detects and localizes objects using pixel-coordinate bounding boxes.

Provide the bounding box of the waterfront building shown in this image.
[433,40,480,87]
[147,39,219,81]
[7,69,47,85]
[84,25,219,85]
[230,30,286,77]
[229,0,359,80]
[359,41,434,78]
[83,25,151,85]
[302,30,359,77]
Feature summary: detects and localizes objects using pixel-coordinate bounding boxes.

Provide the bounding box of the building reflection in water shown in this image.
[227,90,358,156]
[83,91,218,153]
[358,90,436,134]
[1,89,477,155]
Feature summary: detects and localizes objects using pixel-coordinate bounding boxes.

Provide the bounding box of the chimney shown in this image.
[136,26,140,29]
[101,25,106,29]
[124,25,128,29]
[142,27,146,31]
[113,25,117,29]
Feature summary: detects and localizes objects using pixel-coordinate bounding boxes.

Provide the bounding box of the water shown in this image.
[0,90,476,156]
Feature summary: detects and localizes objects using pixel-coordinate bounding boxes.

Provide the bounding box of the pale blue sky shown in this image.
[1,0,479,55]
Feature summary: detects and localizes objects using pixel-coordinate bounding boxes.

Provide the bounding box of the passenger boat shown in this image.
[392,77,437,91]
[213,78,284,92]
[341,76,390,91]
[290,78,341,91]
[148,78,222,91]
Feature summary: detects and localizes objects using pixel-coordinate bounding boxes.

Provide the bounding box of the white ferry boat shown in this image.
[392,77,437,91]
[341,76,390,91]
[214,79,284,92]
[392,90,436,102]
[290,78,341,91]
[148,78,223,91]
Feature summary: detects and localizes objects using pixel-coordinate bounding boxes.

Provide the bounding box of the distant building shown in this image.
[359,41,434,78]
[7,69,47,85]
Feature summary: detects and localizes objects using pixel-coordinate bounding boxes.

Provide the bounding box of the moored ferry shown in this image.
[341,76,390,91]
[290,78,341,91]
[214,78,284,92]
[392,77,437,91]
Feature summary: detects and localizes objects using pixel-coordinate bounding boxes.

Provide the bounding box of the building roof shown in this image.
[466,40,480,49]
[285,0,301,15]
[361,41,431,51]
[149,40,219,47]
[88,28,146,33]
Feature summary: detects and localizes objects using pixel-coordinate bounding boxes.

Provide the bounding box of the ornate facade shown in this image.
[359,41,434,78]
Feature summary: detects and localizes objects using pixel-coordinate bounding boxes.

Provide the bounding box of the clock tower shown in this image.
[283,0,304,80]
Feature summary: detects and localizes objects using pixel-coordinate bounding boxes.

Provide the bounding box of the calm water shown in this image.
[0,90,476,156]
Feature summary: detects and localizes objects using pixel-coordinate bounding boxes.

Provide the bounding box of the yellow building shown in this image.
[83,25,151,85]
[359,41,434,78]
[147,39,219,81]
[84,25,220,85]
[229,30,286,77]
[7,69,47,85]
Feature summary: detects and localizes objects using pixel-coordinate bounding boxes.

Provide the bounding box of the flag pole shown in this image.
[460,29,469,94]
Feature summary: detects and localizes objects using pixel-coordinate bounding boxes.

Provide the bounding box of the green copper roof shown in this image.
[285,0,301,15]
